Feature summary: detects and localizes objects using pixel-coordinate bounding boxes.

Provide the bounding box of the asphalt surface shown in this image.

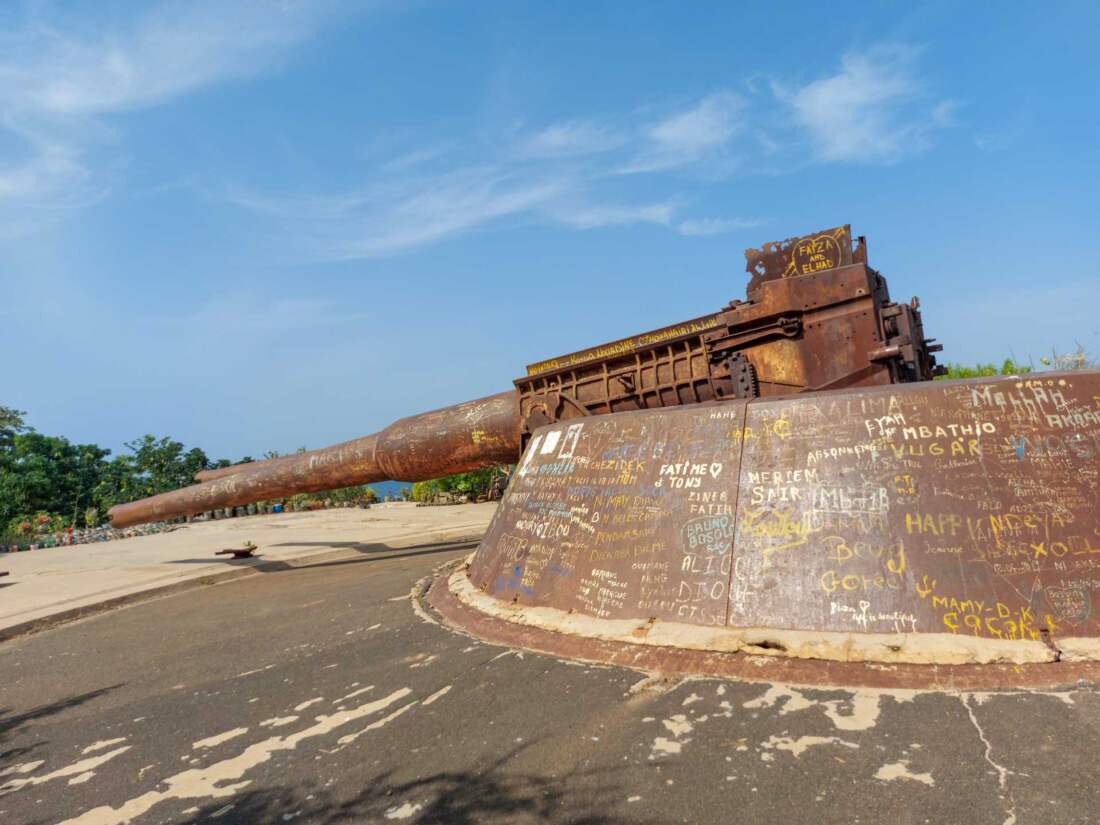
[1,538,1098,825]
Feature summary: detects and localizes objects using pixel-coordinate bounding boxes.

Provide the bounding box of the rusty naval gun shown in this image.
[108,225,942,528]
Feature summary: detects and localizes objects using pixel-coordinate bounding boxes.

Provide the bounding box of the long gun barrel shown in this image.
[108,224,943,528]
[108,392,520,527]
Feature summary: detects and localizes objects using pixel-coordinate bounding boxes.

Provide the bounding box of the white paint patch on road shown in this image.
[345,623,383,636]
[760,735,858,758]
[56,688,412,825]
[235,664,276,678]
[682,693,702,707]
[650,737,683,757]
[336,702,417,747]
[335,686,375,704]
[294,698,324,712]
[743,683,916,732]
[259,717,299,728]
[82,738,126,755]
[409,654,438,668]
[68,772,96,785]
[822,693,883,732]
[661,715,693,738]
[0,760,44,778]
[650,714,694,759]
[743,684,815,715]
[422,685,452,706]
[0,747,131,796]
[385,800,424,819]
[193,728,249,750]
[875,760,935,786]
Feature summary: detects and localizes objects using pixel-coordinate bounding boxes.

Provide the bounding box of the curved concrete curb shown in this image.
[426,558,1100,690]
[449,565,1059,666]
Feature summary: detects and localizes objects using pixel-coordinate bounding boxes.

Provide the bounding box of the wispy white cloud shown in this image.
[227,166,577,259]
[677,217,764,237]
[518,120,623,159]
[548,200,678,230]
[227,42,952,259]
[0,15,953,255]
[0,0,346,228]
[379,144,453,174]
[774,44,952,163]
[620,92,744,173]
[1,1,341,116]
[335,169,571,258]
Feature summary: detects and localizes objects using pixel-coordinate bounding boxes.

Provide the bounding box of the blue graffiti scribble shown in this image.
[1014,436,1027,461]
[491,564,535,596]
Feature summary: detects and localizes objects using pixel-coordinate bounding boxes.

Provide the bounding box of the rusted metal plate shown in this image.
[467,404,748,625]
[729,372,1100,646]
[744,224,853,294]
[524,314,723,377]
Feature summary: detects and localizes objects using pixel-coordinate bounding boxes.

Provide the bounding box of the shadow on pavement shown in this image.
[165,539,479,574]
[178,747,663,825]
[0,684,122,775]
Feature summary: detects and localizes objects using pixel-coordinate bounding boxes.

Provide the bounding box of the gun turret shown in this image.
[108,225,943,528]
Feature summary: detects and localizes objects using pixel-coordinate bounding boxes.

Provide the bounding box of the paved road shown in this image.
[1,539,1098,825]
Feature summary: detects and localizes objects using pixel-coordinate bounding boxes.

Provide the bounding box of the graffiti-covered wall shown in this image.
[468,372,1100,648]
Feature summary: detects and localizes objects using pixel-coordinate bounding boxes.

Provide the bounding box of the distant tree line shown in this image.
[0,406,378,539]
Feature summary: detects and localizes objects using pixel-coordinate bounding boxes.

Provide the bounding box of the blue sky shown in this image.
[2,1,1098,462]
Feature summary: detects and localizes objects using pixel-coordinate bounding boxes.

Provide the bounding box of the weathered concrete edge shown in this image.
[448,565,1071,666]
[0,532,483,645]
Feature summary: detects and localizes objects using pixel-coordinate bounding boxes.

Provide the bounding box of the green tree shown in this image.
[410,467,509,502]
[123,435,209,497]
[0,433,110,529]
[0,405,30,452]
[936,358,1031,380]
[321,484,379,504]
